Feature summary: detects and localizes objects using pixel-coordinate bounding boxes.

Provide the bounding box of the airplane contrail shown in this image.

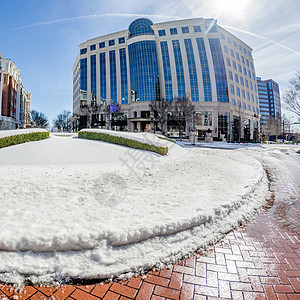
[3,13,181,33]
[221,24,300,57]
[2,13,299,57]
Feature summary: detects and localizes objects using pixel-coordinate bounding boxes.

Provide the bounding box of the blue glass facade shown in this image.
[90,55,97,100]
[99,52,106,101]
[128,18,154,38]
[160,41,173,101]
[172,40,186,98]
[119,48,128,104]
[196,38,212,102]
[209,38,229,102]
[129,40,159,101]
[184,39,199,101]
[80,58,87,91]
[109,50,117,103]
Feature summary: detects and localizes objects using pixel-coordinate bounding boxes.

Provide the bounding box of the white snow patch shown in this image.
[0,134,269,284]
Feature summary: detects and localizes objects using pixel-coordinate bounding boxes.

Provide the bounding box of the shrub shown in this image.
[156,135,176,143]
[79,131,168,155]
[0,131,50,149]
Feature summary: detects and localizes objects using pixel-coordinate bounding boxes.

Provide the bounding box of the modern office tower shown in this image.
[0,53,31,129]
[256,77,281,127]
[73,18,260,141]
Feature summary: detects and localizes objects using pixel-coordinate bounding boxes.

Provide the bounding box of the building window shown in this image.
[90,55,97,101]
[128,40,159,102]
[182,26,189,33]
[109,50,117,103]
[90,44,96,51]
[227,37,232,44]
[119,37,125,44]
[209,38,229,102]
[220,32,225,39]
[99,42,105,48]
[232,61,237,70]
[242,89,245,99]
[235,52,240,60]
[230,84,235,94]
[172,40,185,98]
[158,29,166,36]
[194,111,212,126]
[170,28,178,35]
[241,56,245,63]
[228,70,233,80]
[230,49,234,57]
[233,40,237,48]
[232,99,236,106]
[109,39,115,46]
[236,87,240,97]
[234,73,239,83]
[206,25,217,33]
[224,45,228,54]
[80,48,87,55]
[238,64,242,73]
[184,39,199,101]
[119,48,128,104]
[160,41,173,101]
[99,52,106,101]
[196,38,212,102]
[194,25,201,32]
[226,57,231,67]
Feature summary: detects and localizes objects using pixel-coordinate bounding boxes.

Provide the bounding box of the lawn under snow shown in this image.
[0,133,272,284]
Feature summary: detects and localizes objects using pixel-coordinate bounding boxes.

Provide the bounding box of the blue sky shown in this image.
[1,0,299,124]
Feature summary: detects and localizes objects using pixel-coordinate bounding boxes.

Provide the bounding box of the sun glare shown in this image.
[213,0,249,15]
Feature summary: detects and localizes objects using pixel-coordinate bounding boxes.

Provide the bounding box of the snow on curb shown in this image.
[0,128,48,138]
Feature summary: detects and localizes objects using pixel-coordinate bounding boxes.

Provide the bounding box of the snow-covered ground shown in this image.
[0,133,283,284]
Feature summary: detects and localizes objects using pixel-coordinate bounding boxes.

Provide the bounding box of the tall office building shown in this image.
[0,53,31,130]
[256,77,281,127]
[73,18,260,140]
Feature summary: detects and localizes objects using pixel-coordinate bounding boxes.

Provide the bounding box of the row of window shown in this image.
[220,33,252,58]
[158,24,216,37]
[229,84,258,103]
[80,37,126,55]
[226,57,256,82]
[223,45,254,69]
[231,99,258,113]
[227,71,257,92]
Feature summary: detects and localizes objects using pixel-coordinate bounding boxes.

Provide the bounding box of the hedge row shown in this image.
[78,131,168,155]
[0,131,50,149]
[156,135,176,144]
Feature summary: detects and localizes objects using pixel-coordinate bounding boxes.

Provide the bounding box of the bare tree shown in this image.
[31,110,49,128]
[262,113,282,141]
[52,110,71,131]
[105,103,123,130]
[282,71,300,120]
[75,102,103,129]
[149,97,173,135]
[173,96,195,138]
[232,106,246,143]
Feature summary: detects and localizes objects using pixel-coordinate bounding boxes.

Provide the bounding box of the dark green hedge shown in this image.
[78,131,168,155]
[156,135,176,143]
[0,131,50,149]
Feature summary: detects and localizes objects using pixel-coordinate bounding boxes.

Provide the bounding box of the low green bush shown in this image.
[0,131,50,149]
[156,135,176,143]
[79,131,168,155]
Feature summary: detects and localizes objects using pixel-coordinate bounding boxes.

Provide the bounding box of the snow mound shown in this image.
[0,135,268,284]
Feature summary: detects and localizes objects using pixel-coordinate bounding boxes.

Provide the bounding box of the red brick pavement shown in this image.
[0,213,299,299]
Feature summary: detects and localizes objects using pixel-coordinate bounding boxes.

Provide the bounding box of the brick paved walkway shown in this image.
[1,210,299,299]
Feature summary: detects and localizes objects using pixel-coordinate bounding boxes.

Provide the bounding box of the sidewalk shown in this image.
[1,208,299,299]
